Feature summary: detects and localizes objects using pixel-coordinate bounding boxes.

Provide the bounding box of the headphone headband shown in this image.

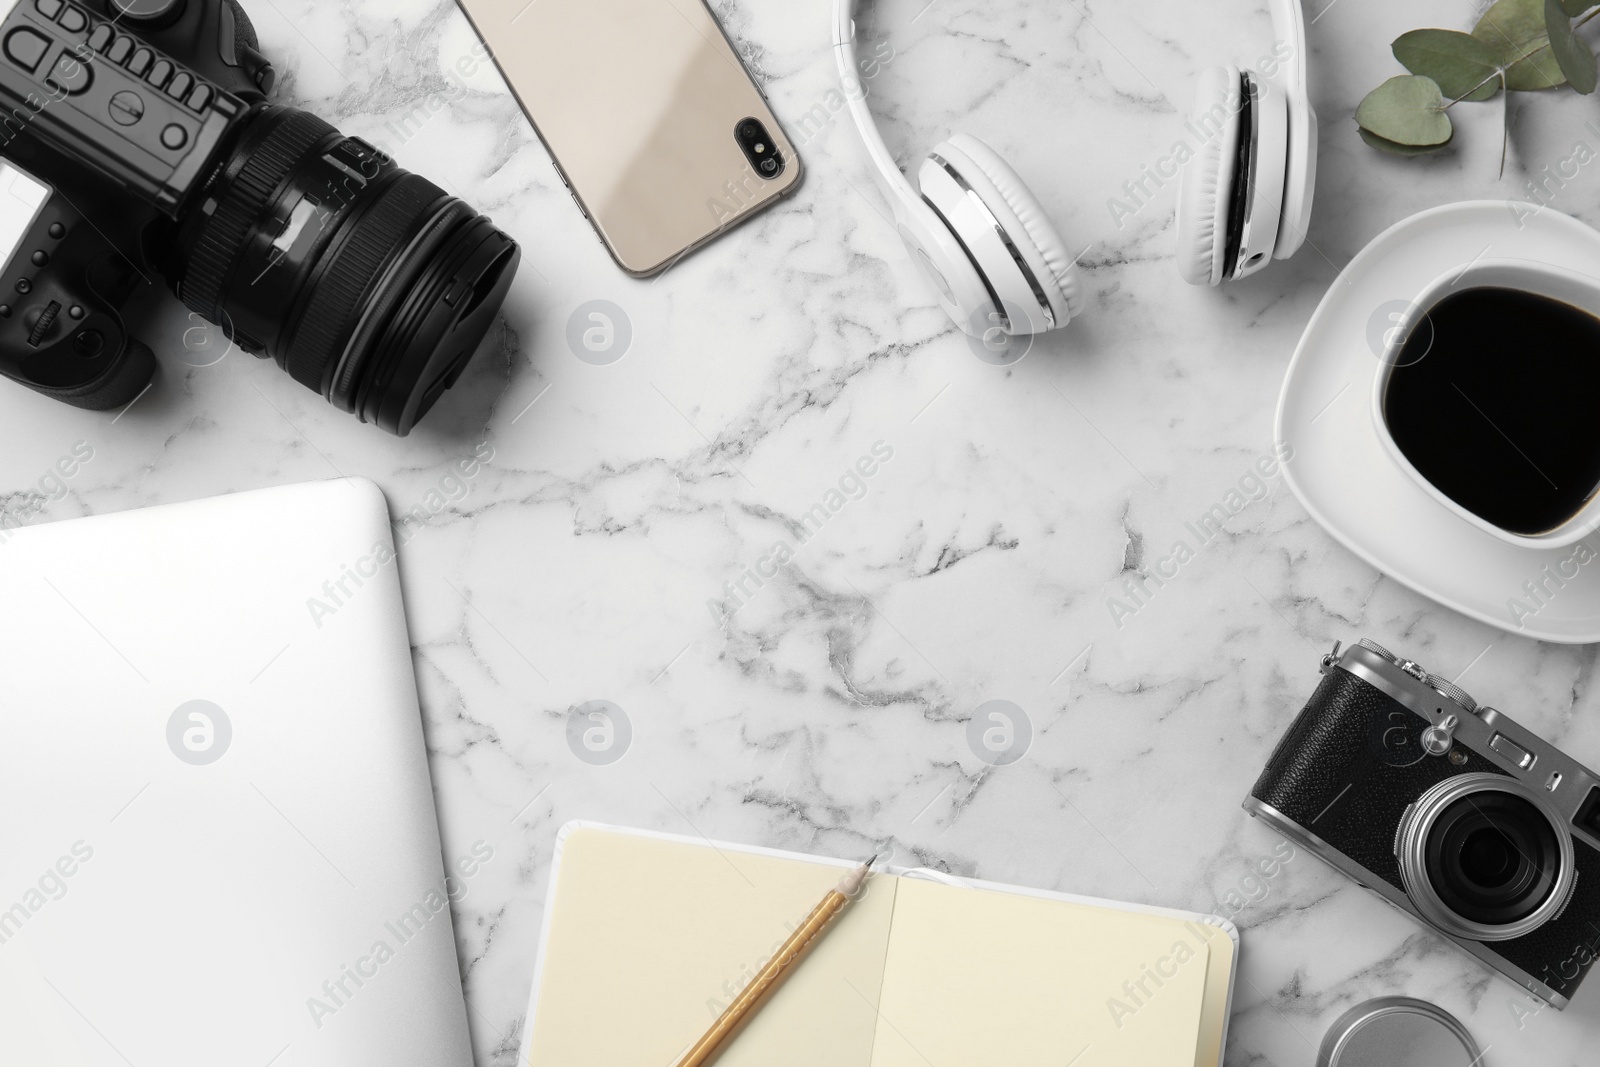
[837,0,1309,175]
[832,0,921,216]
[1267,0,1310,98]
[1266,0,1315,259]
[831,0,857,49]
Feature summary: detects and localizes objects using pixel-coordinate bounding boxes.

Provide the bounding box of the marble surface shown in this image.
[5,0,1600,1063]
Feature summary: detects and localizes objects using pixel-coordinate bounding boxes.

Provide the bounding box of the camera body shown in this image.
[1247,639,1600,1008]
[0,0,518,433]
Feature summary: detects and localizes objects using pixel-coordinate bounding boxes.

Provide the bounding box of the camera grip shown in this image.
[0,327,155,410]
[33,334,153,409]
[1251,667,1392,822]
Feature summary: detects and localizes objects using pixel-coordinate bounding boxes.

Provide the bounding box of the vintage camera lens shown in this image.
[170,106,519,435]
[1458,827,1516,885]
[1429,794,1558,922]
[1396,774,1575,942]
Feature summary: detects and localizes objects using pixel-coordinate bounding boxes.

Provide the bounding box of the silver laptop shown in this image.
[0,479,472,1067]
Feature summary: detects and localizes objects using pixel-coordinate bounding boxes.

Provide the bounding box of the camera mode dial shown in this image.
[109,0,186,28]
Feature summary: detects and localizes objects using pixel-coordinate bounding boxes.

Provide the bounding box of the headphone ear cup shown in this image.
[1233,72,1287,280]
[1277,102,1318,261]
[888,207,1002,337]
[1175,65,1243,287]
[940,134,1084,325]
[920,135,1079,333]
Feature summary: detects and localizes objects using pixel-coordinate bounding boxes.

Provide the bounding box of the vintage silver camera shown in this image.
[1246,639,1600,1007]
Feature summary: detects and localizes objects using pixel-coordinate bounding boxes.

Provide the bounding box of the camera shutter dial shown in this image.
[1356,638,1398,663]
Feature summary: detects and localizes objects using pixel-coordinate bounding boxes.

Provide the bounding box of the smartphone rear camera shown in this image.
[735,118,785,180]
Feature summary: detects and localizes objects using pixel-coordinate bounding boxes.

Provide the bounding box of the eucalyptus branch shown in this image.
[1443,66,1511,109]
[1441,31,1550,111]
[1358,0,1600,160]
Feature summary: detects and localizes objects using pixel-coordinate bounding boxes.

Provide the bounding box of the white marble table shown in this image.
[5,0,1599,1062]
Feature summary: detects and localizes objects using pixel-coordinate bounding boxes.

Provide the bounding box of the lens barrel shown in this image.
[175,105,519,435]
[1396,773,1575,942]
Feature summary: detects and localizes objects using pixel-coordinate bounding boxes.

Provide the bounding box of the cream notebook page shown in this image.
[869,877,1211,1067]
[525,827,900,1067]
[526,828,1228,1067]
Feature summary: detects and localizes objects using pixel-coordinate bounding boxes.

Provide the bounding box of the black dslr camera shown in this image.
[0,0,519,434]
[1247,639,1600,1007]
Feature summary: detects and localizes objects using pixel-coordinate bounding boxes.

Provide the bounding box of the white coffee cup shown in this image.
[1371,258,1600,550]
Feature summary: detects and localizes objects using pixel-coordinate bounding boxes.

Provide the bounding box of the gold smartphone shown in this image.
[456,0,803,277]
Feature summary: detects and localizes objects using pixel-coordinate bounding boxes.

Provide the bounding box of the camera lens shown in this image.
[1459,826,1517,886]
[1429,793,1558,924]
[1396,774,1575,941]
[171,106,519,435]
[734,117,785,182]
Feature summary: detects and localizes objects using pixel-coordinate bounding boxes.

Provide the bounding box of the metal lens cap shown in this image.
[1318,998,1482,1067]
[111,0,187,26]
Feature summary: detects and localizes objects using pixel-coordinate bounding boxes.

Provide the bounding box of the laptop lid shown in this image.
[0,478,472,1067]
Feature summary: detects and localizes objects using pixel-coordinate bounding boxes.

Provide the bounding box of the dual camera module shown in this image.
[735,118,785,179]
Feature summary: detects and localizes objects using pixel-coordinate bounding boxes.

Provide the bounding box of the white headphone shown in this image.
[832,0,1085,339]
[1174,0,1317,286]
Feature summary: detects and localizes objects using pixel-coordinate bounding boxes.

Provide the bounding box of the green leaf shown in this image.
[1358,128,1454,155]
[1546,0,1599,92]
[1473,0,1568,89]
[1355,76,1455,147]
[1558,0,1595,15]
[1393,29,1504,100]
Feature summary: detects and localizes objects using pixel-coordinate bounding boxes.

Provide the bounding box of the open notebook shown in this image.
[519,823,1238,1067]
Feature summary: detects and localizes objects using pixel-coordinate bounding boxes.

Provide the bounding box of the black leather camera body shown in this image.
[0,0,518,433]
[1247,639,1600,1008]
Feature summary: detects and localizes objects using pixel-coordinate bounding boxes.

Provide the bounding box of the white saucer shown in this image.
[1277,201,1600,644]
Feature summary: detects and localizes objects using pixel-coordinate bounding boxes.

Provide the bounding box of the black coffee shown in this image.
[1383,286,1600,536]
